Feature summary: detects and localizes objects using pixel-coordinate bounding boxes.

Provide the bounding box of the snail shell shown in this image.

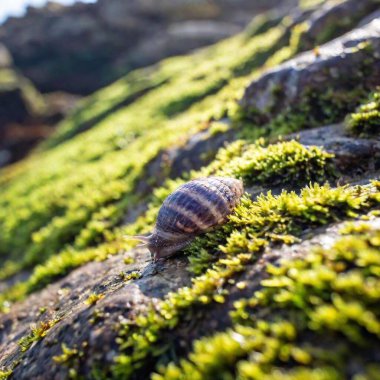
[135,177,244,261]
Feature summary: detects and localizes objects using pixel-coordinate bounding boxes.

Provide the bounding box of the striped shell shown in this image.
[144,177,244,261]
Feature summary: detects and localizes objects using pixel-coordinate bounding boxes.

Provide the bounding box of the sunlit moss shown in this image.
[0,14,313,289]
[111,183,380,379]
[347,91,380,137]
[298,0,327,10]
[18,318,60,352]
[53,343,80,364]
[152,218,380,380]
[0,9,379,380]
[85,293,105,306]
[203,140,334,185]
[0,370,12,380]
[0,23,289,279]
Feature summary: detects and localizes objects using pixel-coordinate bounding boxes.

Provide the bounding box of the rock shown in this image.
[0,0,297,94]
[287,123,380,179]
[240,19,380,121]
[359,9,380,27]
[2,2,380,378]
[0,248,192,379]
[0,150,11,167]
[167,122,236,179]
[0,44,12,68]
[1,208,378,378]
[0,64,46,168]
[0,47,81,167]
[299,0,380,50]
[134,121,235,196]
[0,69,45,127]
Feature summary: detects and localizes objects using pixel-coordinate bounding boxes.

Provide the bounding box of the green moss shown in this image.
[298,0,327,10]
[265,22,309,67]
[111,182,380,379]
[85,293,105,306]
[0,68,19,89]
[0,370,12,380]
[0,123,335,309]
[53,343,83,379]
[40,66,171,150]
[53,343,80,364]
[0,16,316,294]
[38,306,47,315]
[203,140,334,186]
[18,318,60,352]
[0,11,378,379]
[119,271,141,282]
[0,23,289,281]
[347,90,380,137]
[244,13,282,40]
[153,218,380,380]
[239,41,376,140]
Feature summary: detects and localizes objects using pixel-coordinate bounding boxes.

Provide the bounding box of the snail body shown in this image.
[135,177,244,261]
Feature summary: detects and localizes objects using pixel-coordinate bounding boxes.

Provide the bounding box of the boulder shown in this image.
[299,0,380,50]
[240,19,380,122]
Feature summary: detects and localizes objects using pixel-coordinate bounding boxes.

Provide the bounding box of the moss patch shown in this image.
[111,182,380,379]
[347,90,380,137]
[18,317,60,352]
[153,216,380,380]
[0,138,335,309]
[0,370,12,380]
[0,23,290,279]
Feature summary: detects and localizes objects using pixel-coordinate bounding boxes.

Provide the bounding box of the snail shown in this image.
[133,177,244,261]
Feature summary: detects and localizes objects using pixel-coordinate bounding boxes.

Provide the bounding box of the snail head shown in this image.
[128,234,192,262]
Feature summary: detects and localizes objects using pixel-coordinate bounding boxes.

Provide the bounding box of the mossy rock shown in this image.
[347,90,380,137]
[240,18,380,132]
[1,3,380,379]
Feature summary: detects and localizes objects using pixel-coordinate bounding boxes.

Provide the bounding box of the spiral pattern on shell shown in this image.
[143,177,244,260]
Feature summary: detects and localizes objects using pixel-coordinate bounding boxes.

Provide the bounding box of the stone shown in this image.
[240,19,380,120]
[299,0,380,50]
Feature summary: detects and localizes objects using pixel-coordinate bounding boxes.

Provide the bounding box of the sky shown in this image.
[0,0,95,23]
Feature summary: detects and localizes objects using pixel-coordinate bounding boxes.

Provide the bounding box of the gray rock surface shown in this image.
[0,248,191,379]
[241,18,380,120]
[288,123,380,177]
[135,121,236,197]
[299,0,379,50]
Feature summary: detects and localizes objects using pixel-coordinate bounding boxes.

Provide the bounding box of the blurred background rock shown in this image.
[0,0,297,167]
[0,0,297,95]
